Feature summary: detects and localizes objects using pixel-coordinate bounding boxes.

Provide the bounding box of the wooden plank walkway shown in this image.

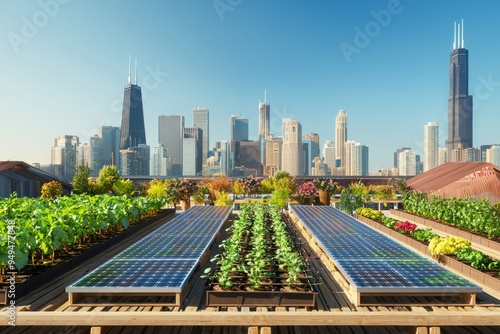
[1,210,500,334]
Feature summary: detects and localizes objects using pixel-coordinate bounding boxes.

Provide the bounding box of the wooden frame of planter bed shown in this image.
[289,210,479,307]
[205,284,317,307]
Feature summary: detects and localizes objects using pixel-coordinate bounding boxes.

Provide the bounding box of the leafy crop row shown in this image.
[0,193,166,272]
[403,191,500,238]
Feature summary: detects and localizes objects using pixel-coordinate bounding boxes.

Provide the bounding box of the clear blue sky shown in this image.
[1,0,500,172]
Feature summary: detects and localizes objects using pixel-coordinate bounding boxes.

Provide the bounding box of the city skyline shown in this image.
[2,2,500,171]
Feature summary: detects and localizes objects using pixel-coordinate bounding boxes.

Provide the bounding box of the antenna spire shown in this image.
[134,57,138,85]
[453,21,456,50]
[127,54,131,85]
[264,89,267,103]
[461,18,464,48]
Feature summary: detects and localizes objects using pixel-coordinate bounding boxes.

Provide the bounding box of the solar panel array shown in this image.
[290,205,481,293]
[67,206,232,293]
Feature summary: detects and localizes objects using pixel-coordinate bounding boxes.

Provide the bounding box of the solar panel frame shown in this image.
[67,206,232,294]
[290,205,481,294]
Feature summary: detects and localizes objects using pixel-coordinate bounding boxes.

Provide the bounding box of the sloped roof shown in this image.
[406,162,500,203]
[0,161,72,189]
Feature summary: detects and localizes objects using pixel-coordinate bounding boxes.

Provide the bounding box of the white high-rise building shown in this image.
[344,140,368,176]
[151,144,170,176]
[439,147,448,166]
[335,109,348,167]
[323,140,335,170]
[398,149,417,176]
[281,118,303,176]
[424,122,439,172]
[486,145,500,167]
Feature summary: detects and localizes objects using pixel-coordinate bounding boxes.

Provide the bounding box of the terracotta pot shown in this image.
[181,199,191,210]
[318,190,331,206]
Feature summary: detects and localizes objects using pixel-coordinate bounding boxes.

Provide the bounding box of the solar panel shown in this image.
[67,206,232,294]
[290,205,480,294]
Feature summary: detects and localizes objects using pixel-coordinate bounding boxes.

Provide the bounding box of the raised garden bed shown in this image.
[390,209,500,252]
[355,214,500,293]
[1,208,175,300]
[204,203,318,307]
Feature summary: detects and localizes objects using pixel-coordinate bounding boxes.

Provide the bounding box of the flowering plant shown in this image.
[312,179,338,194]
[292,182,317,204]
[165,179,198,203]
[394,220,417,234]
[236,175,262,195]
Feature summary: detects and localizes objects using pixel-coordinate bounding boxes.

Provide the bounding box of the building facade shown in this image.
[398,149,417,176]
[424,122,439,172]
[230,114,249,141]
[193,107,209,163]
[258,100,270,141]
[151,144,170,176]
[119,66,146,151]
[158,115,184,176]
[281,118,303,176]
[51,135,79,181]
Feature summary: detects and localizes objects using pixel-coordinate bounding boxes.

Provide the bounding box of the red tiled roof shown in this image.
[406,162,500,203]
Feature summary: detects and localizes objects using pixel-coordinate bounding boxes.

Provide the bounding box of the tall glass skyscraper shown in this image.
[446,20,473,161]
[119,59,146,150]
[230,114,249,141]
[159,115,184,177]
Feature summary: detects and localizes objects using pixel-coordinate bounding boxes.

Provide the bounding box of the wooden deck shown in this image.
[2,211,500,334]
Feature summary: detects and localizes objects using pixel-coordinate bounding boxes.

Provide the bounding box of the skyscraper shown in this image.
[335,109,347,167]
[151,144,170,176]
[119,58,146,150]
[51,135,79,181]
[323,140,335,172]
[99,126,120,167]
[281,118,303,176]
[158,115,184,176]
[424,122,439,172]
[230,114,249,141]
[184,127,203,175]
[193,107,209,164]
[446,20,473,161]
[258,95,270,141]
[398,149,417,176]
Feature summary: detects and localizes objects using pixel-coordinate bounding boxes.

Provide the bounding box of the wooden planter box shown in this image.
[354,214,500,293]
[390,209,500,253]
[206,285,317,307]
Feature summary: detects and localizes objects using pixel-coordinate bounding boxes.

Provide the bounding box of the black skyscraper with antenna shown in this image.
[120,56,146,150]
[446,19,473,160]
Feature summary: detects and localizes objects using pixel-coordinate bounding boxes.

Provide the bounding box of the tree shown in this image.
[96,165,121,193]
[73,165,93,194]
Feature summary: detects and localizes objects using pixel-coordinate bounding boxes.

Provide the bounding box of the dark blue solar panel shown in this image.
[290,205,480,293]
[67,206,232,292]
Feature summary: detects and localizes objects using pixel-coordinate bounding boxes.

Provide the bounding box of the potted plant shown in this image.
[292,182,317,205]
[312,179,338,205]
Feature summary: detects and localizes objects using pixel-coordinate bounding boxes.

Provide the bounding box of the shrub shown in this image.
[394,220,417,234]
[41,181,63,199]
[428,236,471,256]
